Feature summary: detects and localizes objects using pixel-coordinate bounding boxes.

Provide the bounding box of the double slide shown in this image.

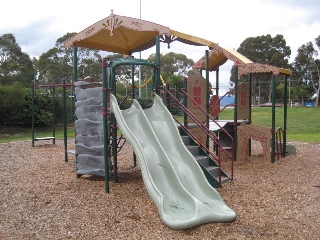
[109,94,236,229]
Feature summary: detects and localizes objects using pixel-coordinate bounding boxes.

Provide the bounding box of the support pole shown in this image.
[63,78,68,162]
[52,85,56,145]
[271,75,276,163]
[155,36,160,93]
[215,68,219,120]
[31,77,35,147]
[102,58,109,193]
[248,73,252,156]
[216,69,219,97]
[132,65,135,98]
[283,75,288,157]
[183,77,188,128]
[233,66,238,160]
[73,47,78,164]
[205,50,210,150]
[131,65,137,167]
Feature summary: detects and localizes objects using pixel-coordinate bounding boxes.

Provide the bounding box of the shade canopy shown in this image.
[193,46,292,76]
[193,46,253,71]
[64,11,214,55]
[238,63,292,76]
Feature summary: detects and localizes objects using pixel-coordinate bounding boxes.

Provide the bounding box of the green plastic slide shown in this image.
[110,94,236,229]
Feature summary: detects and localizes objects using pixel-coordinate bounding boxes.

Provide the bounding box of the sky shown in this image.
[1,0,319,94]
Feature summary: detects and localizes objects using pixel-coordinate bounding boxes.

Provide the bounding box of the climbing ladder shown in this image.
[178,125,231,188]
[160,86,234,188]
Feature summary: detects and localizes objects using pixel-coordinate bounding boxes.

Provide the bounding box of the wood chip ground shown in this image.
[1,139,319,239]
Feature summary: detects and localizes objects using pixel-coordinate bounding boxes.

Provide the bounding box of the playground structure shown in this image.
[31,77,75,161]
[60,11,293,229]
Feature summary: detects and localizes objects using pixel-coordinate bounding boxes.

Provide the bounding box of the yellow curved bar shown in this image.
[160,75,166,86]
[136,75,166,89]
[135,77,152,89]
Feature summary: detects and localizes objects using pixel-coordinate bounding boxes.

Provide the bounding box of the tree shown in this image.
[146,52,194,90]
[37,33,102,84]
[291,35,320,107]
[235,34,291,104]
[0,33,34,86]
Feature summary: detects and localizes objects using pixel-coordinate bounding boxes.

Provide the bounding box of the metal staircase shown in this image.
[178,126,231,188]
[159,85,234,188]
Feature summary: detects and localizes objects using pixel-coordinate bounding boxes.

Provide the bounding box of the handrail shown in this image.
[218,92,236,112]
[159,86,234,185]
[181,88,235,140]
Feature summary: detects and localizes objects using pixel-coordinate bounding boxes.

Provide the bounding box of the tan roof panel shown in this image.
[193,46,253,71]
[64,11,216,55]
[64,11,172,55]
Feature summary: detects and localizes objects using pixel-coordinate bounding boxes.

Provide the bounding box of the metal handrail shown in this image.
[159,86,234,185]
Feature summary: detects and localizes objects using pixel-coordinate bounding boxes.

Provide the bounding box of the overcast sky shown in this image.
[1,0,319,93]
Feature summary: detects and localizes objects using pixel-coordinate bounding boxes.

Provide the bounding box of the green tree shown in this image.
[291,35,320,107]
[0,33,34,86]
[37,33,102,84]
[235,34,291,104]
[146,52,194,90]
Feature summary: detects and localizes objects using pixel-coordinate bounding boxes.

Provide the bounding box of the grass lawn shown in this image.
[218,106,320,143]
[0,125,75,143]
[0,107,319,143]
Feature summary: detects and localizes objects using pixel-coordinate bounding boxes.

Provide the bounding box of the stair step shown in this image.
[205,166,230,184]
[177,125,231,187]
[186,145,199,155]
[221,176,230,184]
[195,155,210,167]
[205,166,220,178]
[180,135,190,145]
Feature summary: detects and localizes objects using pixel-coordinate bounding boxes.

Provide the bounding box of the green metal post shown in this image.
[183,77,188,128]
[283,75,288,157]
[214,68,219,154]
[132,65,137,168]
[131,65,135,98]
[166,82,170,109]
[73,47,78,82]
[63,78,68,162]
[73,47,78,170]
[271,75,276,163]
[73,46,78,126]
[248,73,252,156]
[216,68,219,120]
[102,58,109,193]
[205,50,210,150]
[233,66,238,160]
[111,64,118,183]
[31,78,35,147]
[216,68,219,96]
[155,36,160,94]
[52,85,56,145]
[112,113,118,183]
[248,73,252,123]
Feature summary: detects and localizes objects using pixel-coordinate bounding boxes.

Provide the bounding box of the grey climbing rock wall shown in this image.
[75,78,107,176]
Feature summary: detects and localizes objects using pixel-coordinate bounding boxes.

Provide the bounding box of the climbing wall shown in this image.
[74,77,106,176]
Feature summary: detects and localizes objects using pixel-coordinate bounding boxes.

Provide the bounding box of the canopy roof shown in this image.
[193,46,292,76]
[193,46,253,71]
[64,11,291,77]
[64,11,214,55]
[238,63,292,76]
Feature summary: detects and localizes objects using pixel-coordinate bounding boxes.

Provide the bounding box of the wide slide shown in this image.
[109,94,236,229]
